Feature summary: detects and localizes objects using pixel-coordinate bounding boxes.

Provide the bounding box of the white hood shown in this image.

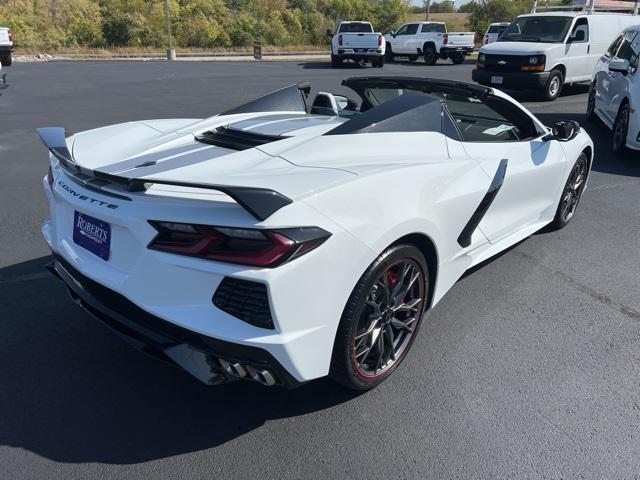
[480,41,555,56]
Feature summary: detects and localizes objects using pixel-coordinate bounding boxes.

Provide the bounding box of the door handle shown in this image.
[587,44,590,54]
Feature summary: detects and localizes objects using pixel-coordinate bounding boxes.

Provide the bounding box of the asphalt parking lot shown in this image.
[1,59,640,479]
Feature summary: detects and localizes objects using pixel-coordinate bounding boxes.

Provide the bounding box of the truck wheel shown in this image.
[542,69,563,101]
[331,55,341,68]
[1,53,11,67]
[451,53,465,64]
[423,45,437,66]
[408,55,418,62]
[385,44,394,62]
[374,56,384,68]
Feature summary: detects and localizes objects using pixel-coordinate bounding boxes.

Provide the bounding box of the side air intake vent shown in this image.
[196,127,287,151]
[213,278,274,329]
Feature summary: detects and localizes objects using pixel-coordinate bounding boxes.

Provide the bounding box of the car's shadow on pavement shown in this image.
[300,58,474,69]
[301,61,370,70]
[0,256,360,464]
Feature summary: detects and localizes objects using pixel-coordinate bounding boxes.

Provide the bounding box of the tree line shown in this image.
[0,0,532,50]
[0,0,410,49]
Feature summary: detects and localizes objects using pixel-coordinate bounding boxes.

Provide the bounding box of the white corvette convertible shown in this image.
[40,77,593,390]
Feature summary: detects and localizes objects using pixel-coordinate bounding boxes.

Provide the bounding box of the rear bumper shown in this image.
[337,48,383,59]
[47,252,302,388]
[440,46,474,56]
[472,68,550,89]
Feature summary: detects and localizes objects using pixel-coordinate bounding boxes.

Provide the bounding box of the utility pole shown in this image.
[425,0,431,21]
[164,0,176,60]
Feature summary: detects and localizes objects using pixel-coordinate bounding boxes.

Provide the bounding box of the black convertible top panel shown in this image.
[221,83,310,115]
[342,76,492,101]
[325,93,446,136]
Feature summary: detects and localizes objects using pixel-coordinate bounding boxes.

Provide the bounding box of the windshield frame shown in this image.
[498,16,574,44]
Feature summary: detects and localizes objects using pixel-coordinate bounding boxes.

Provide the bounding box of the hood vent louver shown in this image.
[195,127,288,151]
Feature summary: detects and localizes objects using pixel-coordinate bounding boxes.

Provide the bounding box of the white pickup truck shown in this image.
[0,27,13,66]
[385,21,475,65]
[327,21,385,68]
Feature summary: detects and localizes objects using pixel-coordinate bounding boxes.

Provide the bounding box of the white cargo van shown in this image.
[473,0,640,100]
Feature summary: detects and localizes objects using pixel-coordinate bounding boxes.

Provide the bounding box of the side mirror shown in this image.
[545,120,580,142]
[609,58,631,75]
[326,29,333,37]
[570,29,585,42]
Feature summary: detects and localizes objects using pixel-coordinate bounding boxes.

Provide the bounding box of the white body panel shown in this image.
[484,23,509,45]
[592,24,640,150]
[40,82,594,384]
[0,27,10,45]
[387,22,474,56]
[479,12,640,85]
[330,21,385,59]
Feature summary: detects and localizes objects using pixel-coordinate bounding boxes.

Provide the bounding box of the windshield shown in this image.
[499,17,572,43]
[339,23,373,33]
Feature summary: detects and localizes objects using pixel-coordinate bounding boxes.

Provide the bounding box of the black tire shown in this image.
[408,55,418,62]
[0,53,10,67]
[451,53,465,64]
[374,55,384,68]
[542,69,563,101]
[549,152,588,230]
[423,44,437,66]
[331,54,341,68]
[612,102,630,155]
[385,43,394,63]
[330,244,429,391]
[586,81,597,122]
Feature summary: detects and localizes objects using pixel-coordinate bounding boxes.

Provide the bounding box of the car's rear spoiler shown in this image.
[36,127,292,221]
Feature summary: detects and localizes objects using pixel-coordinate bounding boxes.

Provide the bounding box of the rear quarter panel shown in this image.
[303,157,494,305]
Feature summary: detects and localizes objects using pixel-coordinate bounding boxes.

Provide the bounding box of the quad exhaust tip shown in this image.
[218,359,276,387]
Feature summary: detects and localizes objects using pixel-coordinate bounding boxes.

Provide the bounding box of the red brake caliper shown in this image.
[387,270,398,287]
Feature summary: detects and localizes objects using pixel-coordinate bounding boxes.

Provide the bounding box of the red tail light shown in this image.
[443,34,448,45]
[338,34,343,46]
[8,29,12,42]
[148,222,331,268]
[377,34,382,46]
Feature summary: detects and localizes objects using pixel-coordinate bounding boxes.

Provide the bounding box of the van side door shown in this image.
[564,18,591,82]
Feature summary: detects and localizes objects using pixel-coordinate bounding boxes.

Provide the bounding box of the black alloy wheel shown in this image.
[330,244,429,390]
[549,153,588,229]
[612,103,630,155]
[586,82,597,122]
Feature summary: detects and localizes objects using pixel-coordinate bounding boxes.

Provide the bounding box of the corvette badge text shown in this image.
[58,180,119,209]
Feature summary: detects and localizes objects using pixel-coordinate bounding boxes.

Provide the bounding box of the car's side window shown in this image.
[421,24,445,33]
[607,35,623,57]
[405,24,419,35]
[616,31,640,69]
[569,18,588,43]
[395,25,409,36]
[442,94,540,142]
